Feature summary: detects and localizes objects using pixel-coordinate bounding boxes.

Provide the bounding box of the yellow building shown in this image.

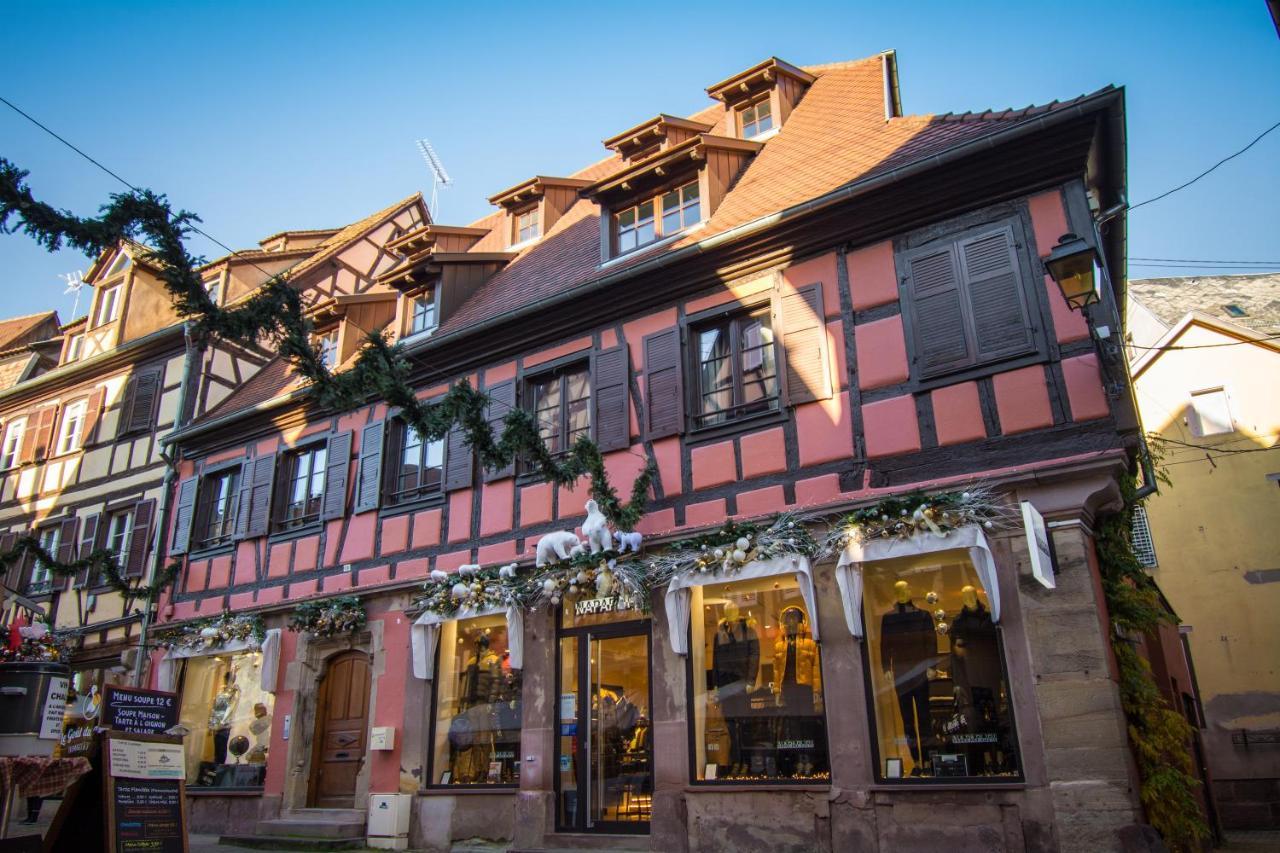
[1128,273,1280,830]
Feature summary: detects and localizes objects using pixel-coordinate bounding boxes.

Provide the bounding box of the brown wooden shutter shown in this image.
[444,426,474,492]
[642,328,683,440]
[0,531,19,590]
[82,387,107,446]
[119,365,163,436]
[170,477,198,556]
[354,420,385,513]
[243,454,277,538]
[957,226,1034,362]
[483,380,516,482]
[779,283,833,405]
[23,404,58,463]
[321,431,353,520]
[125,499,156,578]
[56,516,79,589]
[905,245,973,378]
[591,345,631,452]
[76,514,102,587]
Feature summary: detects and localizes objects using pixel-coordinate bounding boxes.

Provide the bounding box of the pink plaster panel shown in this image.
[600,329,618,348]
[208,556,232,590]
[435,550,472,572]
[520,483,553,527]
[202,448,245,466]
[323,572,353,593]
[1043,276,1090,343]
[652,437,682,497]
[635,508,676,536]
[624,309,678,373]
[783,251,840,319]
[370,615,408,791]
[993,365,1054,434]
[691,440,737,491]
[795,474,842,507]
[485,360,518,384]
[1062,354,1109,422]
[229,591,254,611]
[255,437,280,456]
[827,320,847,392]
[862,394,922,458]
[360,564,391,587]
[410,509,442,549]
[293,535,319,572]
[233,543,257,586]
[288,578,316,598]
[267,542,291,579]
[171,601,198,622]
[323,520,343,566]
[685,498,728,529]
[396,557,429,581]
[796,392,854,466]
[1027,190,1069,259]
[931,382,987,446]
[339,513,376,563]
[184,560,208,593]
[524,337,591,369]
[478,540,518,565]
[847,241,899,311]
[480,480,514,537]
[736,485,787,519]
[602,451,650,506]
[557,477,588,521]
[380,514,409,556]
[739,428,786,479]
[256,585,285,607]
[855,316,910,390]
[447,490,473,543]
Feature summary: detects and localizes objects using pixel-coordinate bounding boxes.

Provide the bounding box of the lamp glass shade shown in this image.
[1044,234,1099,310]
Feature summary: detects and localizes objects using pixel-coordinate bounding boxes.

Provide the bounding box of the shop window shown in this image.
[387,421,445,506]
[738,97,773,139]
[1,418,25,469]
[688,576,828,781]
[691,306,779,429]
[55,399,88,455]
[177,652,274,790]
[862,551,1021,780]
[429,613,522,785]
[275,444,327,530]
[525,364,590,469]
[194,467,241,549]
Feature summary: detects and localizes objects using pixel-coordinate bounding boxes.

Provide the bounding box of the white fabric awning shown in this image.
[834,524,1000,639]
[155,628,280,694]
[411,604,524,681]
[664,554,819,656]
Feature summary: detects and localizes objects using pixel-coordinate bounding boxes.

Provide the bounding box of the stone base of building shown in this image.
[1215,778,1280,830]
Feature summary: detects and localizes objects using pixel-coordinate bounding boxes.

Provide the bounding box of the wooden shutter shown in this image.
[243,454,277,538]
[905,245,973,378]
[321,431,353,521]
[0,531,18,590]
[170,477,198,556]
[354,420,385,513]
[22,404,58,463]
[779,283,833,405]
[56,517,79,589]
[75,514,102,587]
[957,227,1034,362]
[82,387,107,446]
[591,345,630,452]
[642,328,683,440]
[444,426,474,492]
[119,365,163,436]
[483,379,516,482]
[125,499,156,578]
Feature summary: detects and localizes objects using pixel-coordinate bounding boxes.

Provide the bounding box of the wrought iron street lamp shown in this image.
[1043,233,1100,311]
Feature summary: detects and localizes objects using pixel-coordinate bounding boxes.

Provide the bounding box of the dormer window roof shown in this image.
[706,57,815,140]
[487,176,592,247]
[602,114,715,164]
[386,224,490,265]
[582,133,762,204]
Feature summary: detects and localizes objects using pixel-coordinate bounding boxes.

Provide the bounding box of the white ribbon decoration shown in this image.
[664,554,819,656]
[834,524,1001,639]
[411,603,523,680]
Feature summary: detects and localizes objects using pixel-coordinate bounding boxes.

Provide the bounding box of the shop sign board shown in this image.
[1021,500,1056,589]
[103,685,179,735]
[103,730,188,853]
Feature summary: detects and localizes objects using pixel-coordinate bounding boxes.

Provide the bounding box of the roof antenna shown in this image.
[59,270,86,317]
[415,139,453,221]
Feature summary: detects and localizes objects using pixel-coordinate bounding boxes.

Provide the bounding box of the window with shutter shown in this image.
[56,517,79,589]
[591,346,630,452]
[76,513,102,587]
[520,365,591,474]
[387,421,446,505]
[643,328,683,439]
[900,220,1038,382]
[274,445,327,530]
[321,431,353,520]
[443,426,473,492]
[689,306,780,429]
[779,284,833,405]
[170,477,198,556]
[82,387,107,446]
[483,380,516,482]
[0,532,19,590]
[22,404,58,463]
[194,467,241,549]
[244,454,277,538]
[119,365,164,436]
[125,500,155,577]
[354,420,386,513]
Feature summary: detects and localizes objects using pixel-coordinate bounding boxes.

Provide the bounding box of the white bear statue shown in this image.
[535,530,583,567]
[582,499,613,554]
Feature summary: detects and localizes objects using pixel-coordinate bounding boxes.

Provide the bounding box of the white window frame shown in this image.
[95,284,122,327]
[65,333,85,363]
[33,526,60,588]
[409,290,438,336]
[1,418,26,469]
[56,399,88,455]
[106,509,134,567]
[1189,387,1233,437]
[316,328,339,370]
[204,274,223,306]
[1130,505,1158,568]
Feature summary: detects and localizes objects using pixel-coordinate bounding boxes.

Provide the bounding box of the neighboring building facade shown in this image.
[154,54,1154,852]
[1128,273,1280,830]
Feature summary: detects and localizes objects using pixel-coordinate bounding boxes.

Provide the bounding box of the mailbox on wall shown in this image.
[369,726,395,751]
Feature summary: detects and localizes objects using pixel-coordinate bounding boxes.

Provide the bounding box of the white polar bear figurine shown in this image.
[568,542,586,559]
[582,499,613,554]
[536,531,583,567]
[616,531,643,554]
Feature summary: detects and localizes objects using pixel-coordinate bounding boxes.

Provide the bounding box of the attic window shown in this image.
[94,285,122,327]
[1223,304,1247,318]
[316,328,339,370]
[106,253,131,278]
[514,207,540,244]
[738,97,773,139]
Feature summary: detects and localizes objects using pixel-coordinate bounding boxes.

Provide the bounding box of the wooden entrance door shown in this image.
[307,650,371,808]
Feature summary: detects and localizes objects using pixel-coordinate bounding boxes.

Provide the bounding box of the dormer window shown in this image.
[661,183,701,234]
[106,253,131,277]
[94,285,122,327]
[204,274,223,306]
[615,181,701,255]
[316,328,339,370]
[65,333,84,363]
[738,97,774,139]
[514,207,540,244]
[617,201,656,253]
[410,289,438,336]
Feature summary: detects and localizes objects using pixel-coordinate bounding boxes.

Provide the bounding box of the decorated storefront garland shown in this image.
[826,486,1019,550]
[525,550,651,610]
[287,596,367,638]
[415,564,520,617]
[654,513,820,579]
[1,619,76,663]
[152,611,265,651]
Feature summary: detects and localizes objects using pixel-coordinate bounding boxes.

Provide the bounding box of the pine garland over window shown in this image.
[0,532,179,605]
[0,160,654,589]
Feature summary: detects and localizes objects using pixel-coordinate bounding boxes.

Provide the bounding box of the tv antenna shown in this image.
[415,138,453,220]
[59,270,87,317]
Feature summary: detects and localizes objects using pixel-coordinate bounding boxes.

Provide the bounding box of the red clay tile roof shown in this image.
[0,311,60,352]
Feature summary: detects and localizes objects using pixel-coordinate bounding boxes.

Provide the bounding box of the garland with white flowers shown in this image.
[825,486,1019,551]
[415,564,521,617]
[152,611,266,651]
[288,596,366,638]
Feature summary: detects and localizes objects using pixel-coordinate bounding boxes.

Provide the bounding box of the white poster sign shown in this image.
[109,738,186,779]
[1021,500,1056,589]
[38,676,69,739]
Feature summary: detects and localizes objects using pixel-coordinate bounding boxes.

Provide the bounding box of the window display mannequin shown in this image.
[880,580,936,772]
[772,606,823,777]
[207,670,240,765]
[459,633,502,710]
[950,585,1000,731]
[712,601,759,772]
[450,633,505,783]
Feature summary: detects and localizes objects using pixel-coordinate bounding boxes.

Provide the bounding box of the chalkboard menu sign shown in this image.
[103,685,179,735]
[103,731,189,853]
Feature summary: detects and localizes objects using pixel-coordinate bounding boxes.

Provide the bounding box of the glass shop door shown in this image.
[557,627,652,833]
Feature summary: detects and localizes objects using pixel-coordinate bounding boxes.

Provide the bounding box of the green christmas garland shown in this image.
[288,595,366,638]
[152,610,266,651]
[0,532,179,603]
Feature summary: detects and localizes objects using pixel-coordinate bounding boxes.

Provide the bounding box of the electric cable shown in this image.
[1128,119,1280,211]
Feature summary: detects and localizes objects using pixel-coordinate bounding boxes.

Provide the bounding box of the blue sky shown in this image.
[2,1,1277,322]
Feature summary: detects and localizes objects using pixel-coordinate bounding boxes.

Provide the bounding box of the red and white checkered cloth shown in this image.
[0,755,90,800]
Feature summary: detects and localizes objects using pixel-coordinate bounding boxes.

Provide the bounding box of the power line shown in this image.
[1130,256,1280,265]
[1152,435,1280,455]
[1128,119,1280,212]
[1127,333,1280,352]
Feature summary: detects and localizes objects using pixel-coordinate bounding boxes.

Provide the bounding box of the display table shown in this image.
[0,756,91,838]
